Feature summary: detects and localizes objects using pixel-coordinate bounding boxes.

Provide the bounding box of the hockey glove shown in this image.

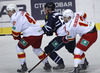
[12,35,21,40]
[42,25,53,36]
[62,36,69,43]
[45,31,53,36]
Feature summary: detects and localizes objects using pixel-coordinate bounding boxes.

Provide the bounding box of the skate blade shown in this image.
[18,71,28,73]
[53,68,66,72]
[44,69,52,72]
[67,70,86,73]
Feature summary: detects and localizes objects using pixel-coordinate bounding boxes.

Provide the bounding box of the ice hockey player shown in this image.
[6,4,51,72]
[62,9,98,73]
[42,2,76,70]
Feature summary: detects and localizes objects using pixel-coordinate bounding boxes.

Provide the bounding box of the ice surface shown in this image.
[0,31,100,73]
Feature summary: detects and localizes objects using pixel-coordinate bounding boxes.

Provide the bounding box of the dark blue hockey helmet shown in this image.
[45,2,55,11]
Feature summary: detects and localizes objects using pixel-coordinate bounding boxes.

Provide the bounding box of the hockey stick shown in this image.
[28,42,64,73]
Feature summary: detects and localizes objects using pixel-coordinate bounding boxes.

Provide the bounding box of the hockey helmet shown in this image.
[62,9,74,19]
[6,4,17,12]
[45,2,55,11]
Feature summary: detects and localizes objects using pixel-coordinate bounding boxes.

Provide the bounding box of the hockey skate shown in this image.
[84,58,89,66]
[53,63,65,70]
[70,66,80,73]
[43,61,52,72]
[79,58,89,70]
[17,62,28,73]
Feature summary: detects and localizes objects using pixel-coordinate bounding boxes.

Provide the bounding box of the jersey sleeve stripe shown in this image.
[12,30,21,37]
[83,13,87,19]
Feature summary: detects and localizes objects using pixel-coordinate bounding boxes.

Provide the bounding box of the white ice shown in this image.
[0,31,100,73]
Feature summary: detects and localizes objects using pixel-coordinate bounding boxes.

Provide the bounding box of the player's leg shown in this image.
[33,48,51,71]
[65,39,76,54]
[76,31,97,70]
[71,47,85,73]
[65,39,89,70]
[44,36,65,70]
[16,37,31,72]
[31,35,51,71]
[33,48,48,64]
[71,31,97,73]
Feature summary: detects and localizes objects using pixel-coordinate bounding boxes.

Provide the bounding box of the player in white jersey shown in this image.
[62,9,97,73]
[6,4,51,72]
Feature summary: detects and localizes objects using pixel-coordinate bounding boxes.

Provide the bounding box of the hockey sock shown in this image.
[33,48,48,64]
[81,53,85,64]
[16,45,26,65]
[49,52,64,64]
[74,47,84,67]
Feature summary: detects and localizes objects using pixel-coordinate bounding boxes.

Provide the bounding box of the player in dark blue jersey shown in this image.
[42,2,88,70]
[42,3,64,36]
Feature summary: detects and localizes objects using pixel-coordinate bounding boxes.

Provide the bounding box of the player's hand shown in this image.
[42,26,53,36]
[46,31,53,36]
[12,35,21,40]
[62,36,69,43]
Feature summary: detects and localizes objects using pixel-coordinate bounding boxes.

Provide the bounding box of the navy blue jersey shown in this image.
[42,12,64,35]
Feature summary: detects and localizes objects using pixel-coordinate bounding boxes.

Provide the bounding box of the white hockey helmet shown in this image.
[62,9,74,19]
[6,4,17,12]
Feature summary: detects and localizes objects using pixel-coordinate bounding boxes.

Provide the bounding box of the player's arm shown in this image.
[42,14,54,36]
[62,35,76,43]
[62,25,76,43]
[12,30,21,40]
[11,21,21,40]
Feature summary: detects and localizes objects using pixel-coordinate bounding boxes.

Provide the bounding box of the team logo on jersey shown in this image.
[38,30,41,32]
[12,26,16,30]
[20,39,28,47]
[89,24,92,26]
[81,39,89,47]
[52,40,59,48]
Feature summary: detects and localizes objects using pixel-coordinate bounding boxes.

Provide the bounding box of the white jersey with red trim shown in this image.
[64,11,95,41]
[10,11,43,37]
